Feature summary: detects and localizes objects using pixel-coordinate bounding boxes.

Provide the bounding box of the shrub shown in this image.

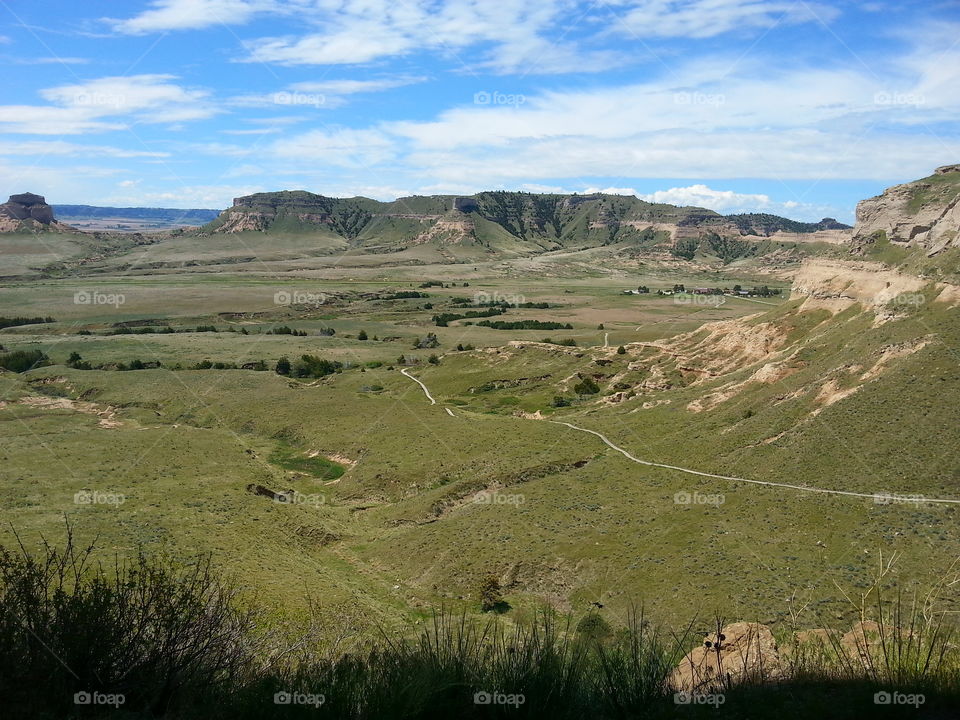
[413,333,440,349]
[479,575,503,612]
[275,357,291,376]
[0,349,49,373]
[479,319,572,331]
[0,316,55,330]
[573,376,600,395]
[0,531,254,718]
[617,345,626,355]
[576,612,613,642]
[292,355,342,378]
[66,352,92,370]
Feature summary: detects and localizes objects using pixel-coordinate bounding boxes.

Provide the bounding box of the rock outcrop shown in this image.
[852,164,960,256]
[0,192,70,232]
[669,622,783,693]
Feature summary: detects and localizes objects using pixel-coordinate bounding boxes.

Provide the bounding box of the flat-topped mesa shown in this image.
[202,189,859,262]
[2,192,55,224]
[934,164,960,175]
[210,190,374,237]
[852,164,960,256]
[0,192,74,233]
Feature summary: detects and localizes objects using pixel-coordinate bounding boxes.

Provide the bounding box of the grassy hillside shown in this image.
[1,261,955,635]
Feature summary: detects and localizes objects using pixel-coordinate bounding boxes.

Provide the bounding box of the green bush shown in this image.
[573,376,600,395]
[0,349,49,373]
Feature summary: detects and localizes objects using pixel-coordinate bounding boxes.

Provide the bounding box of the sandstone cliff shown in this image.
[0,192,73,232]
[852,164,960,256]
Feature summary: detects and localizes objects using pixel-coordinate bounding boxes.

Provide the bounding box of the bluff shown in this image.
[203,190,849,260]
[852,164,960,256]
[0,192,72,232]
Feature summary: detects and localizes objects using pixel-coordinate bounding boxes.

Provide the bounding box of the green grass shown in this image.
[3,535,959,719]
[269,443,345,481]
[0,254,953,637]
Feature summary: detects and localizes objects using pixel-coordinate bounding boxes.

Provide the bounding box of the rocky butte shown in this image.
[0,192,71,232]
[853,164,960,255]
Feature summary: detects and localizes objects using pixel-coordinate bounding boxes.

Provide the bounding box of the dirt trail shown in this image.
[399,370,960,506]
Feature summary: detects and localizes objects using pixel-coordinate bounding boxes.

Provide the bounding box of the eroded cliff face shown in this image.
[0,192,72,232]
[0,193,56,232]
[852,164,960,256]
[204,189,846,261]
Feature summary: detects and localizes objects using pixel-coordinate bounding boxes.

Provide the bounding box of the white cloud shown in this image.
[0,75,217,134]
[584,186,639,196]
[41,75,216,121]
[609,0,839,39]
[101,184,264,208]
[110,0,833,77]
[637,184,771,211]
[222,127,283,135]
[270,128,397,168]
[0,107,124,135]
[229,75,425,112]
[238,0,631,74]
[0,140,168,158]
[107,0,280,34]
[289,76,426,95]
[0,161,126,203]
[4,56,90,65]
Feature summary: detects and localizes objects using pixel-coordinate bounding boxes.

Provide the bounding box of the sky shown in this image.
[0,0,958,222]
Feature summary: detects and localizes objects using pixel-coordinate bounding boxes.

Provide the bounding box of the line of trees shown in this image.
[0,316,55,330]
[478,320,573,330]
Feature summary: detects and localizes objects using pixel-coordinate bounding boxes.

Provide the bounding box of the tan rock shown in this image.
[840,620,885,666]
[852,165,960,255]
[669,622,783,693]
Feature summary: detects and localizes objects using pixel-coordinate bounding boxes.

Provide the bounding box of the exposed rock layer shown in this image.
[852,164,960,255]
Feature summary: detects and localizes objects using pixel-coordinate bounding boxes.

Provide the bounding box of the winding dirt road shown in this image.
[400,369,960,506]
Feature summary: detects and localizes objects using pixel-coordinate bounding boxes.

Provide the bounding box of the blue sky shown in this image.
[0,0,957,221]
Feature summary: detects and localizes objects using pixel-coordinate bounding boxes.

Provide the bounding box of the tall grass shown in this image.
[1,533,958,718]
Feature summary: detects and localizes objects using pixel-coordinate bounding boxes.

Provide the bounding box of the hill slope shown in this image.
[203,190,851,261]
